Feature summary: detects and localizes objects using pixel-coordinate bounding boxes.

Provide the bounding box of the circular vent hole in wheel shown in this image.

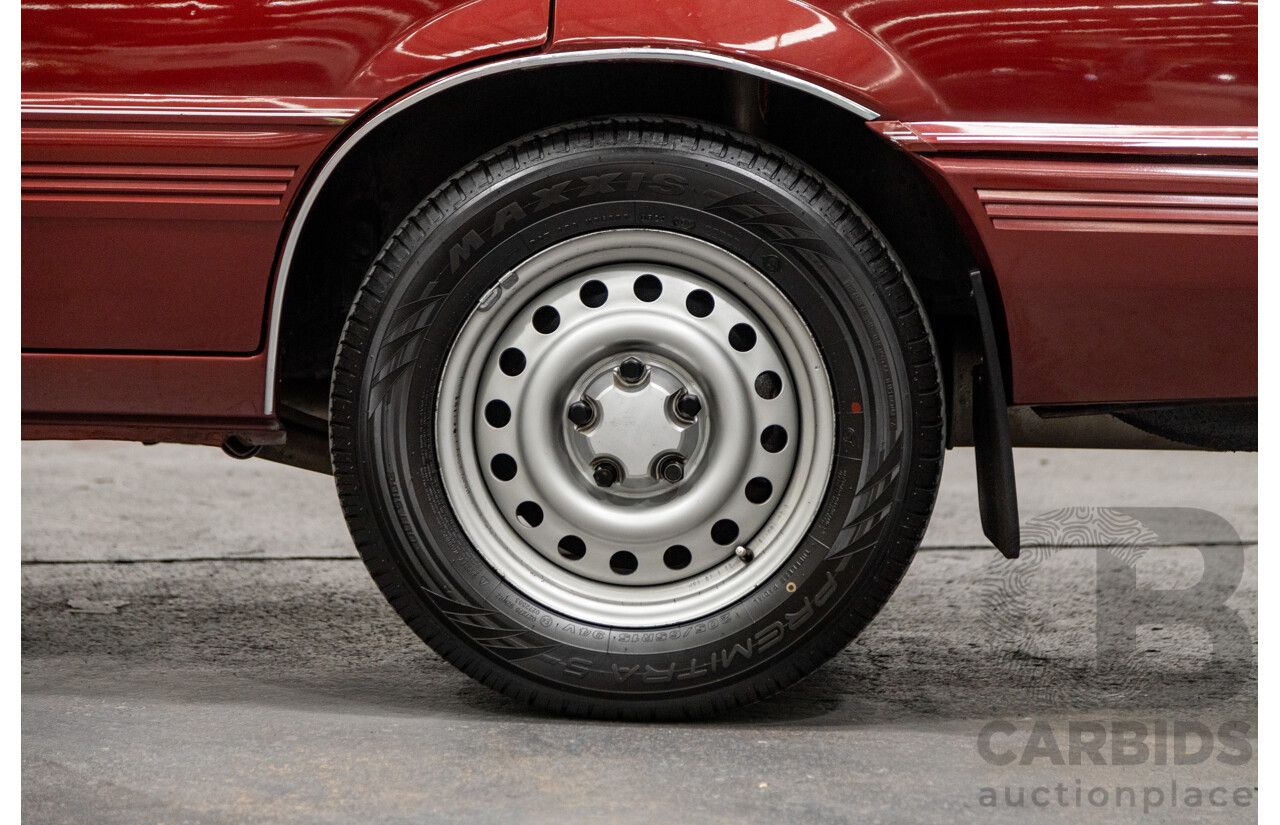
[484,400,511,428]
[729,323,757,352]
[516,501,543,528]
[532,305,560,334]
[711,519,739,546]
[499,347,526,376]
[557,535,587,561]
[579,280,608,308]
[633,274,663,302]
[609,551,639,575]
[663,545,692,570]
[755,371,782,399]
[744,477,773,504]
[685,289,714,317]
[760,425,788,453]
[490,454,517,481]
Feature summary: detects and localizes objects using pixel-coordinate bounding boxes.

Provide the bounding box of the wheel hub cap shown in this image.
[570,358,701,492]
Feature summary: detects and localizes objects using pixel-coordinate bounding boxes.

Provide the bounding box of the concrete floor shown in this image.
[22,442,1257,824]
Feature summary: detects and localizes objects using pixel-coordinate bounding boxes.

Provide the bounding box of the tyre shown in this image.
[331,117,943,718]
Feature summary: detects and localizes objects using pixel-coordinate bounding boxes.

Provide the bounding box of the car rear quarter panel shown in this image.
[20,0,1257,432]
[552,0,1257,125]
[552,0,1258,405]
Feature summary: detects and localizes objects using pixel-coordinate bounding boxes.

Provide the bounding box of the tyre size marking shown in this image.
[493,590,542,624]
[814,464,850,534]
[385,474,428,556]
[606,571,842,684]
[609,611,732,648]
[554,622,607,642]
[581,209,632,229]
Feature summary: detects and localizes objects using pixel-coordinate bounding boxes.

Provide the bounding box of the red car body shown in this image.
[21,0,1257,445]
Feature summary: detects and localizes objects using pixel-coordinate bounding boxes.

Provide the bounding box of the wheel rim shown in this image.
[437,229,834,627]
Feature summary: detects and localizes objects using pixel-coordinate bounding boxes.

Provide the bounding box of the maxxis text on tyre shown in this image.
[330,118,944,719]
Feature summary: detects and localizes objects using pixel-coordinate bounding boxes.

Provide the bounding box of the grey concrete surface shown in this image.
[22,443,1257,824]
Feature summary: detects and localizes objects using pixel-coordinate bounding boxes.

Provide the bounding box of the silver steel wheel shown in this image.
[336,117,945,717]
[437,229,834,627]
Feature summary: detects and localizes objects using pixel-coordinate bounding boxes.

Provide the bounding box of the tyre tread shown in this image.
[330,116,944,720]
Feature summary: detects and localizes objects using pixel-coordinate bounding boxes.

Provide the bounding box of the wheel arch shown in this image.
[268,50,995,438]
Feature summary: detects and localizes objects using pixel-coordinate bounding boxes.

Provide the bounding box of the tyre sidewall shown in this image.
[337,130,933,703]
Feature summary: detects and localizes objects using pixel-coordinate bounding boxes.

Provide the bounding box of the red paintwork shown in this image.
[553,0,1257,125]
[23,350,271,427]
[23,163,295,203]
[22,418,283,448]
[21,94,374,123]
[918,156,1257,404]
[20,0,1257,441]
[978,191,1257,232]
[21,0,551,99]
[21,0,551,361]
[977,190,1257,209]
[868,121,1259,156]
[23,215,284,352]
[21,121,315,352]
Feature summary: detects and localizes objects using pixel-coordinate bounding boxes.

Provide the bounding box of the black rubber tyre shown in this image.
[331,118,944,719]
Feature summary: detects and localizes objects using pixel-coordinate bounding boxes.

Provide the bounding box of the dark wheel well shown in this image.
[276,60,987,429]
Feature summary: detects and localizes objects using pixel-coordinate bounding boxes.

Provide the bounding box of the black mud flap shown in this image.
[969,269,1020,558]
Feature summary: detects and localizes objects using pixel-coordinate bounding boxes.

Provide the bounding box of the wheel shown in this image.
[331,117,943,718]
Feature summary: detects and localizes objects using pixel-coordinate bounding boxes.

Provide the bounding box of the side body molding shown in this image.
[22,0,1257,434]
[549,0,1258,406]
[21,0,552,425]
[869,123,1257,405]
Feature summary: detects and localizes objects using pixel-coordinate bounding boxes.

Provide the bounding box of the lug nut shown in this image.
[617,357,645,385]
[675,392,702,421]
[593,460,620,487]
[657,455,685,483]
[567,400,594,428]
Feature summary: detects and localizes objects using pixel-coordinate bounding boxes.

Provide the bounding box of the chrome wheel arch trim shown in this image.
[262,47,880,413]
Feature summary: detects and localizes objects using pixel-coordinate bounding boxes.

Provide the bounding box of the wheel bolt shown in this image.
[657,455,685,483]
[675,392,702,421]
[593,460,620,487]
[567,400,594,428]
[617,357,645,385]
